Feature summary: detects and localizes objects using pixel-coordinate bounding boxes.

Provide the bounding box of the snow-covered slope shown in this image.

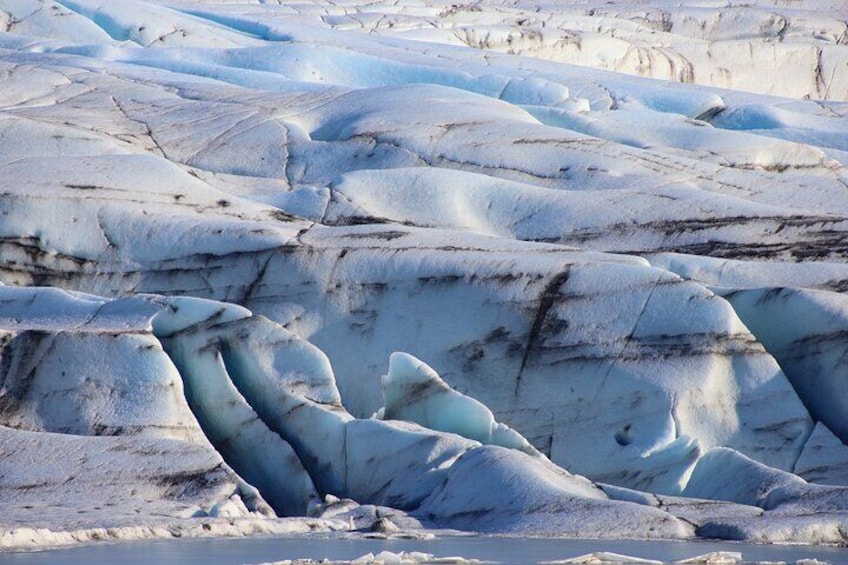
[2,0,848,549]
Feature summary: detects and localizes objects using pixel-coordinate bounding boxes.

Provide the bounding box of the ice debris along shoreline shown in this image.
[254,551,490,565]
[249,550,832,565]
[0,519,343,552]
[2,0,848,552]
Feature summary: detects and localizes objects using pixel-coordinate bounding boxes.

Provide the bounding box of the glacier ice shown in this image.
[720,287,848,445]
[682,448,810,510]
[375,352,540,457]
[1,0,848,549]
[155,312,321,516]
[0,288,202,443]
[795,423,848,487]
[417,445,690,537]
[0,286,699,540]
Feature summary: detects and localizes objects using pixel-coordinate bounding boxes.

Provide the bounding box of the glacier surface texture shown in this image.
[1,0,848,550]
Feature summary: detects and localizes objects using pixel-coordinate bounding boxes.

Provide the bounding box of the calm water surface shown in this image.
[2,534,847,564]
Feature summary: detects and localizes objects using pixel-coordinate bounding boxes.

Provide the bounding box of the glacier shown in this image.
[1,0,848,552]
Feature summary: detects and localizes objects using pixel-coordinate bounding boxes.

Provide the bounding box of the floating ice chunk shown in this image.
[675,552,742,564]
[348,551,451,564]
[373,551,404,564]
[549,552,662,564]
[425,558,481,564]
[377,352,540,457]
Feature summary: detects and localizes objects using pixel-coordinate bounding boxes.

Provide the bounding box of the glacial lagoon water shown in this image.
[2,534,847,564]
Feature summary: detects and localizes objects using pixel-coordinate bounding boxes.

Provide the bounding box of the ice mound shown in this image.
[376,352,540,457]
[720,287,848,445]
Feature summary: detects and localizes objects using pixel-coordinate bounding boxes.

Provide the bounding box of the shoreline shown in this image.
[4,519,846,556]
[0,517,347,553]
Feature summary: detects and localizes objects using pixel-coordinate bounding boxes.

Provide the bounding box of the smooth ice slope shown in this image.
[376,352,540,457]
[418,446,691,537]
[720,287,848,445]
[795,422,848,487]
[154,302,321,517]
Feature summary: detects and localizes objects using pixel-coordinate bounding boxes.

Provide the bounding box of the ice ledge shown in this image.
[0,517,346,553]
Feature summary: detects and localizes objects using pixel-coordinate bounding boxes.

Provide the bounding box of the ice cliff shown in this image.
[1,0,848,549]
